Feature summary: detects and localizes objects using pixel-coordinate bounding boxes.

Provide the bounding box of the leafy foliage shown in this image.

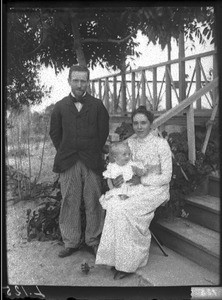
[6,11,52,110]
[26,178,62,242]
[6,65,51,111]
[81,260,94,275]
[114,122,135,141]
[135,7,215,51]
[5,6,215,110]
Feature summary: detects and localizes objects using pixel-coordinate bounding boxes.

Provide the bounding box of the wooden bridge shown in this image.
[89,49,219,164]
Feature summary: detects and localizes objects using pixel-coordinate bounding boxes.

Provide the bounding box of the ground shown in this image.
[6,198,151,287]
[6,197,219,290]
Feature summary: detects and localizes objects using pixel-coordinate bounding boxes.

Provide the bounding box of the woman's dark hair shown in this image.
[131,106,154,124]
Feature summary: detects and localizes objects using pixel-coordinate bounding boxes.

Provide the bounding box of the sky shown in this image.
[32,31,215,112]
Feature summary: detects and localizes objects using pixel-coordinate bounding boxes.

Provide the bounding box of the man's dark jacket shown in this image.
[49,93,109,174]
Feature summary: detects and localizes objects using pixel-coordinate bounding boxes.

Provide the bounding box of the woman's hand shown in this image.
[132,166,147,177]
[112,175,124,188]
[127,174,141,186]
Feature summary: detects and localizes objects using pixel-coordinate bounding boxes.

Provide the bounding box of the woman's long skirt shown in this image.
[95,185,169,272]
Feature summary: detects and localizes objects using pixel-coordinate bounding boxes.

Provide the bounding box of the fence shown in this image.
[89,50,217,115]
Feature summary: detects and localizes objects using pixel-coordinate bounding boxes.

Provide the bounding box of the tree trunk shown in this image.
[70,12,87,66]
[120,60,127,115]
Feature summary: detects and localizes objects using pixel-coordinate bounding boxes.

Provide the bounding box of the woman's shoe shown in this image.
[114,270,132,280]
[118,271,132,279]
[111,267,119,279]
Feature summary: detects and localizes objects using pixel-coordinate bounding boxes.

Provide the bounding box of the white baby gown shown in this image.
[95,132,172,272]
[99,160,146,209]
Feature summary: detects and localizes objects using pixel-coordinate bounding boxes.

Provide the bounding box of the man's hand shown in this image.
[112,175,124,188]
[127,174,141,186]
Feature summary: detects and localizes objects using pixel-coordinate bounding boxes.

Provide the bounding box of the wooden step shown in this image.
[184,194,220,232]
[152,218,220,274]
[208,175,220,197]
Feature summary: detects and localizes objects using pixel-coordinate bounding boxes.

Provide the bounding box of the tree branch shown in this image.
[69,11,87,65]
[82,25,140,45]
[26,13,48,56]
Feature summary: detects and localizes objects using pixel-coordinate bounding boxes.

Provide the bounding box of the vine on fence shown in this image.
[6,105,53,199]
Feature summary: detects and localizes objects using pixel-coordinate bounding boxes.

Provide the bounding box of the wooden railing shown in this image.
[113,77,219,164]
[90,50,217,116]
[152,77,219,163]
[90,50,218,164]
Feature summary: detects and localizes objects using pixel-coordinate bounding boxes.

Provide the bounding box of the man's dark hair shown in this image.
[131,105,154,124]
[68,65,90,80]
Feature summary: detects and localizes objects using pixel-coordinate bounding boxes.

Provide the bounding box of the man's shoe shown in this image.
[58,247,78,258]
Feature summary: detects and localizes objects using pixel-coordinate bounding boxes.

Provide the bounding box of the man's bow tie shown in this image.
[70,94,85,104]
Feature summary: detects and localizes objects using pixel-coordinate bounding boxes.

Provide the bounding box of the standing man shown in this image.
[49,65,109,258]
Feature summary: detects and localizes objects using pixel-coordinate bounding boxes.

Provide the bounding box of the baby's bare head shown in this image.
[109,142,131,166]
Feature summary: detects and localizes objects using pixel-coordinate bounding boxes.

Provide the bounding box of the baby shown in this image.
[99,142,148,209]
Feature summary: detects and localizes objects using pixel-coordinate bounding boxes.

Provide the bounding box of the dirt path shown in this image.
[6,199,151,287]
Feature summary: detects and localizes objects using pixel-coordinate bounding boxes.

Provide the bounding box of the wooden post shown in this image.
[165,65,172,110]
[196,57,201,109]
[153,67,157,110]
[132,72,136,111]
[179,31,186,102]
[186,104,196,164]
[120,61,127,115]
[141,70,146,106]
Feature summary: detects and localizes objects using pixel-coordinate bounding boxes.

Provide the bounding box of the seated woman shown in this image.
[95,106,173,280]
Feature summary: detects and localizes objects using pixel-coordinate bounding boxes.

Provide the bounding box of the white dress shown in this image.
[99,161,146,209]
[95,132,172,272]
